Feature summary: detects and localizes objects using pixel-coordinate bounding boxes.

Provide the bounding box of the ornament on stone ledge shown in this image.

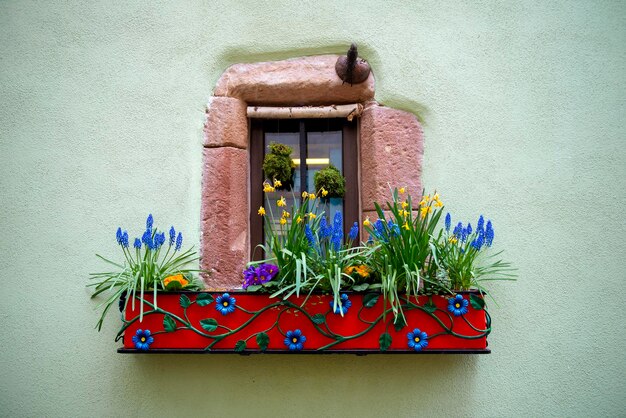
[335,43,371,86]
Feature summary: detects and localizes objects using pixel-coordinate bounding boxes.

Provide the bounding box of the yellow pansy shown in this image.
[163,274,189,288]
[258,207,266,216]
[277,196,287,207]
[273,179,282,188]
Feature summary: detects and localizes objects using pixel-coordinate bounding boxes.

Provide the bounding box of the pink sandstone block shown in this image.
[360,102,424,212]
[213,55,375,106]
[203,96,248,149]
[200,147,249,289]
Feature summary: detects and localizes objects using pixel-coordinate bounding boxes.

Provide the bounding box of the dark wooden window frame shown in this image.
[249,118,359,259]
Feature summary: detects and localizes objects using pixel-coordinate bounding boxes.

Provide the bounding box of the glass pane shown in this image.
[264,131,300,244]
[306,130,343,225]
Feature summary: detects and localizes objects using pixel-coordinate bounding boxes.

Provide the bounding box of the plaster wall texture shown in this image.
[1,1,625,417]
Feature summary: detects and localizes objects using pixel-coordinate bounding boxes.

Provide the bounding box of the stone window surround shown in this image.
[201,54,424,290]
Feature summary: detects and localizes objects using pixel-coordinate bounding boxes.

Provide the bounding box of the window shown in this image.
[249,118,359,258]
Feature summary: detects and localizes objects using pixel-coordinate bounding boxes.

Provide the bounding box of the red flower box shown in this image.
[119,291,490,354]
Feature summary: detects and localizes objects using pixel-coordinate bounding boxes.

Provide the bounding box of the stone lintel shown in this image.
[204,96,248,149]
[214,55,375,106]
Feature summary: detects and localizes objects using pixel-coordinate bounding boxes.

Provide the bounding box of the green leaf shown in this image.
[352,283,370,292]
[200,318,218,332]
[234,340,246,352]
[379,332,392,351]
[363,293,379,308]
[163,315,176,332]
[246,285,262,292]
[179,294,191,308]
[256,332,269,351]
[196,293,214,306]
[165,281,183,291]
[312,313,325,324]
[423,302,437,314]
[470,293,485,310]
[393,315,407,332]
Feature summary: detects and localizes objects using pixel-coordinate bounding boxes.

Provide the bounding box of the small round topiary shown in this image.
[263,142,295,189]
[314,165,345,198]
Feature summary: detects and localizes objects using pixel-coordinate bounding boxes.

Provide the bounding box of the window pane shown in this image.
[307,129,343,225]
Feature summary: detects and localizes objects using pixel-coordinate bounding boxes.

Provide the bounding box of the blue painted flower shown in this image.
[133,238,141,249]
[445,213,451,232]
[132,329,154,351]
[169,226,176,246]
[175,232,183,251]
[330,293,352,315]
[215,293,236,315]
[349,222,359,240]
[448,294,469,316]
[284,329,306,351]
[407,328,428,351]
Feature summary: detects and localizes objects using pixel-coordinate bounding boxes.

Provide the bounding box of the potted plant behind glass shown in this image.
[314,164,345,199]
[262,142,295,190]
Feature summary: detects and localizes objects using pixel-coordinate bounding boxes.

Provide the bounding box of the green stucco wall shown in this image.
[1,1,625,416]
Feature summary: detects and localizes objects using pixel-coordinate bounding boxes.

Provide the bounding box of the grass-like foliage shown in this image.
[88,214,204,330]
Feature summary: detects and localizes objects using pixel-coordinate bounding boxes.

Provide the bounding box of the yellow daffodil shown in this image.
[399,187,406,194]
[277,196,286,207]
[302,191,309,199]
[433,193,443,207]
[282,210,290,218]
[449,236,458,244]
[403,221,410,230]
[363,217,371,227]
[419,195,430,206]
[279,217,287,225]
[296,216,302,224]
[309,193,316,199]
[308,212,317,219]
[401,201,409,210]
[420,206,432,219]
[273,179,282,188]
[258,207,266,216]
[263,182,275,193]
[321,188,329,197]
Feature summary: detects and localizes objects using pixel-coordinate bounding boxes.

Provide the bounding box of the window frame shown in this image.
[249,118,359,259]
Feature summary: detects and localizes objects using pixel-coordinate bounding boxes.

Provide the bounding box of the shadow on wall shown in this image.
[123,354,479,409]
[213,41,429,124]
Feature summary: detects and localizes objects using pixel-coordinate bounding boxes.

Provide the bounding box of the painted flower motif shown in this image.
[132,329,154,351]
[407,328,428,351]
[215,293,236,315]
[330,293,352,315]
[284,329,306,351]
[448,294,469,316]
